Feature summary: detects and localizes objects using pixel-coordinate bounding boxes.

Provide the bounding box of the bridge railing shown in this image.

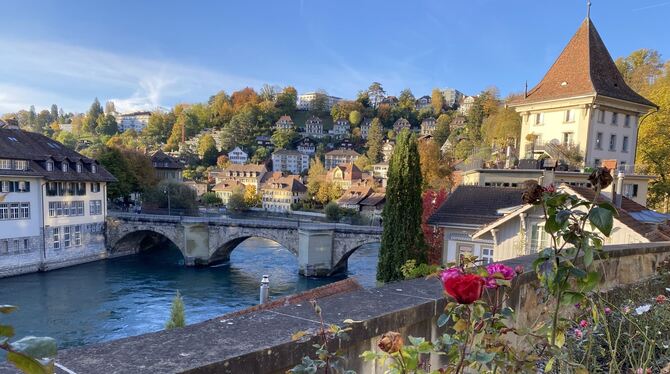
[107,211,383,233]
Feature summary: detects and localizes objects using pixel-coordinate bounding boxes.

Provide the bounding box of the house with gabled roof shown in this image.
[275,115,295,131]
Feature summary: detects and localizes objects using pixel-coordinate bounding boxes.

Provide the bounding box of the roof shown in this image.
[569,186,670,241]
[212,179,244,192]
[512,18,656,108]
[328,163,362,181]
[0,128,116,182]
[337,185,373,205]
[262,175,307,193]
[427,185,525,227]
[276,115,294,123]
[224,163,268,173]
[325,149,360,157]
[272,149,304,157]
[151,150,183,170]
[359,193,386,207]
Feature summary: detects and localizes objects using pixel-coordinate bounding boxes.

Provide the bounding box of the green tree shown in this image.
[227,188,248,211]
[354,154,371,171]
[104,101,116,114]
[84,98,104,133]
[55,131,77,150]
[275,86,298,115]
[377,129,427,282]
[197,134,217,157]
[367,82,386,108]
[271,129,298,150]
[252,147,271,163]
[431,88,445,114]
[310,91,329,116]
[615,49,664,94]
[143,181,198,214]
[366,118,384,163]
[201,192,222,207]
[481,107,521,148]
[349,110,362,126]
[324,201,342,221]
[433,114,451,147]
[307,158,327,196]
[95,114,119,136]
[165,291,186,329]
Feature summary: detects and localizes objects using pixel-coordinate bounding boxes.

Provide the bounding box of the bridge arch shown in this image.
[329,239,381,276]
[208,231,299,265]
[109,229,187,262]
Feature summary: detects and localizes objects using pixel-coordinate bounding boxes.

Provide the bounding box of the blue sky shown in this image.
[1,0,668,114]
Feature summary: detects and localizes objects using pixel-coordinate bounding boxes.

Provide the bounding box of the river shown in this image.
[0,238,379,349]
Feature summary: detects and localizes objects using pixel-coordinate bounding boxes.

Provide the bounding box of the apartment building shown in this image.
[271,149,310,174]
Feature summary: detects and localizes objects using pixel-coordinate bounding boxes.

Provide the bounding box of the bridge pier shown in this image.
[298,228,335,277]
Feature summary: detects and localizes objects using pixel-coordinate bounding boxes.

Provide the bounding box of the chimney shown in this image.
[614,171,624,208]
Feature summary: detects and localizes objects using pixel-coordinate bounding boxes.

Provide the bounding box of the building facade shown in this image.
[420,117,437,136]
[211,164,268,190]
[442,88,464,107]
[304,116,324,137]
[510,17,656,168]
[116,111,152,132]
[150,150,183,182]
[228,147,249,164]
[393,118,411,133]
[296,137,316,155]
[331,118,351,137]
[260,175,307,212]
[324,149,360,170]
[0,126,115,277]
[275,115,295,131]
[271,150,310,174]
[297,92,342,111]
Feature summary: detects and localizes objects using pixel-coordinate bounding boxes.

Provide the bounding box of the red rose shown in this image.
[441,273,485,304]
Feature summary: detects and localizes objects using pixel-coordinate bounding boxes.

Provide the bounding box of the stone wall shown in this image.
[0,234,43,278]
[31,242,670,374]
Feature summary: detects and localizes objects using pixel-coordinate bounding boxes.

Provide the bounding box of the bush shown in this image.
[200,192,221,207]
[165,291,186,329]
[227,190,248,212]
[143,181,198,215]
[400,259,442,279]
[324,202,341,221]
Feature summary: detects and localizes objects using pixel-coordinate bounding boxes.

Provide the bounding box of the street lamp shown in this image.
[163,187,171,216]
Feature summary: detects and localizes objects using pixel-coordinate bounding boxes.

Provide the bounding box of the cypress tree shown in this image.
[165,290,186,329]
[377,129,427,282]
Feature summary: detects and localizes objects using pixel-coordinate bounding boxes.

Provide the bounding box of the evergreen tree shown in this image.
[377,129,427,282]
[165,291,186,329]
[366,118,384,163]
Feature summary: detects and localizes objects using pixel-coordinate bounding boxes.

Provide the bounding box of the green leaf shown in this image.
[472,350,496,364]
[544,214,561,234]
[10,336,58,359]
[6,351,50,374]
[360,350,379,361]
[597,201,618,216]
[0,305,18,314]
[589,207,614,236]
[583,247,594,267]
[408,336,424,346]
[437,313,450,327]
[0,324,15,338]
[545,357,556,372]
[555,330,566,348]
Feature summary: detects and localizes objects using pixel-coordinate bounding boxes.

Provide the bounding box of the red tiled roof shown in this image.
[513,18,656,108]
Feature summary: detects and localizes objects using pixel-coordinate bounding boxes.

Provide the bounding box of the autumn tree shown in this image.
[231,87,260,110]
[433,113,451,147]
[275,86,298,115]
[418,139,452,190]
[271,129,298,150]
[349,110,362,126]
[421,189,448,264]
[481,107,521,148]
[431,88,445,114]
[615,49,664,94]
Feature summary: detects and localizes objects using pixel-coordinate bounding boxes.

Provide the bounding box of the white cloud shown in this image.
[0,38,263,114]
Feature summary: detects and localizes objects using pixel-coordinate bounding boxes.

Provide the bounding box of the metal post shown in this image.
[259,275,270,304]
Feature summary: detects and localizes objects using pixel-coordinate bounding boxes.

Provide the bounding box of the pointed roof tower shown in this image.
[514,17,657,109]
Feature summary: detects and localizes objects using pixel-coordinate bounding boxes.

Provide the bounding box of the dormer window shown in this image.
[0,159,11,170]
[76,163,82,173]
[46,161,53,172]
[62,163,68,172]
[91,164,97,173]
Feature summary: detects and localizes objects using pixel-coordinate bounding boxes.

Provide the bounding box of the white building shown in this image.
[415,95,431,110]
[228,147,249,164]
[304,116,324,137]
[324,149,360,170]
[510,17,657,169]
[360,119,372,139]
[331,118,351,137]
[393,118,411,133]
[297,92,342,111]
[458,96,476,115]
[271,149,310,174]
[0,124,115,277]
[116,111,152,132]
[261,175,307,213]
[296,137,316,156]
[275,115,295,131]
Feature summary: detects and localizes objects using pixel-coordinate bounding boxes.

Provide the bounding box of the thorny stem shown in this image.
[454,305,472,374]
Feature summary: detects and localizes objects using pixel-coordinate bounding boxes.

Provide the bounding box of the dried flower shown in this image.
[484,263,516,289]
[656,295,667,304]
[522,180,544,204]
[378,332,403,353]
[579,320,588,328]
[588,167,614,191]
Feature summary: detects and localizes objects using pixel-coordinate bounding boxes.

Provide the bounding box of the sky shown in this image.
[1,0,668,114]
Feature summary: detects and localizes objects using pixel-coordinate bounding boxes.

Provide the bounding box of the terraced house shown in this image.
[0,121,116,277]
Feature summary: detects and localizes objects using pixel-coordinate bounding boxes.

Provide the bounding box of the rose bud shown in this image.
[378,332,403,353]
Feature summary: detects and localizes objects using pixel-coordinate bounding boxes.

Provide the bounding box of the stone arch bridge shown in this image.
[106,213,382,276]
